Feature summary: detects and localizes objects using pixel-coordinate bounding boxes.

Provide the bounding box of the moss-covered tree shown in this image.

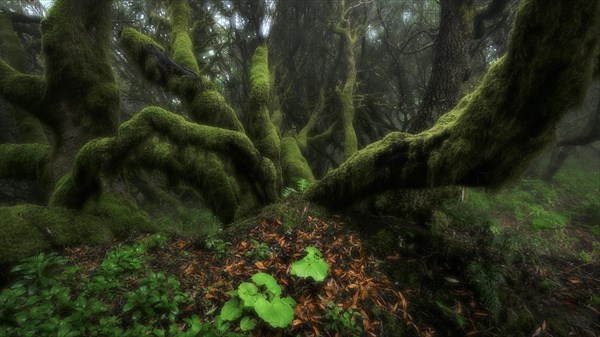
[0,0,598,265]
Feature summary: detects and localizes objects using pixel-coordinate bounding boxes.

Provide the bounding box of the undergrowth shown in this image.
[0,237,227,337]
[425,153,599,334]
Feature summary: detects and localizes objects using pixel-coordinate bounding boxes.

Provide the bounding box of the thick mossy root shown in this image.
[136,144,239,224]
[49,106,278,222]
[308,0,600,208]
[0,194,155,266]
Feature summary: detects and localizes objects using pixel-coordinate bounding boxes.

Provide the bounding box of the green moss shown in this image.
[121,27,165,57]
[168,0,200,74]
[49,106,274,222]
[429,210,450,235]
[133,141,238,224]
[82,193,155,234]
[270,109,283,135]
[247,46,281,185]
[249,46,270,105]
[0,28,47,144]
[0,61,44,112]
[85,82,120,133]
[0,205,50,265]
[189,89,244,132]
[0,194,154,265]
[368,229,398,256]
[459,0,476,31]
[280,136,315,188]
[41,0,119,135]
[0,143,49,181]
[185,151,238,224]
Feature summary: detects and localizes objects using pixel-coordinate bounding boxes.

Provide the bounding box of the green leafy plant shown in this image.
[99,244,146,277]
[282,178,312,197]
[324,302,364,337]
[9,252,67,293]
[0,242,200,337]
[123,271,191,323]
[290,246,329,282]
[296,178,311,192]
[467,262,504,321]
[435,300,467,329]
[220,272,296,330]
[245,239,270,260]
[206,238,232,258]
[138,233,168,249]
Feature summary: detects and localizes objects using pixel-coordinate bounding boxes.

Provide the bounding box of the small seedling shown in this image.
[245,239,270,260]
[206,238,232,258]
[324,302,364,337]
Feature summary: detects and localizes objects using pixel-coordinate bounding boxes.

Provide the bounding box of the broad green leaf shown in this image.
[123,302,135,312]
[280,296,297,307]
[253,298,295,328]
[239,316,257,331]
[251,272,281,296]
[305,246,322,258]
[220,299,243,321]
[290,247,329,282]
[237,282,262,307]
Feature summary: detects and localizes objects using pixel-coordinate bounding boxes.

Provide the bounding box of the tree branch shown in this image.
[120,27,244,132]
[308,0,600,208]
[0,143,49,181]
[0,10,42,24]
[473,0,511,39]
[0,60,44,116]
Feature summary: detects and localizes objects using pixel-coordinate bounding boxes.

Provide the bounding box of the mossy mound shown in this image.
[0,194,155,267]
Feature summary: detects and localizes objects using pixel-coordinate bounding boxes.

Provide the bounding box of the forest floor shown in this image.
[1,154,598,337]
[52,193,598,337]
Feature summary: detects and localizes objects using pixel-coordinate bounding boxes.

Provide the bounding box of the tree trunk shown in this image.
[40,0,119,182]
[408,0,473,133]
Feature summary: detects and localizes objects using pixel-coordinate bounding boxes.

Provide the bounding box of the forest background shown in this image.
[0,0,598,336]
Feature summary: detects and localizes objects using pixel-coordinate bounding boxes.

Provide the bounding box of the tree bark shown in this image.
[408,0,473,133]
